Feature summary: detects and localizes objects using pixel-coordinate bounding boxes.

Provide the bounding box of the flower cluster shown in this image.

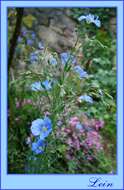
[17,27,45,62]
[56,115,104,161]
[30,56,87,93]
[30,117,52,154]
[78,14,101,27]
[18,27,37,46]
[48,52,77,66]
[16,99,33,108]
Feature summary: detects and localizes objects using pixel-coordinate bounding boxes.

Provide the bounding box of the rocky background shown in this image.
[8,8,116,69]
[24,8,77,52]
[24,8,116,50]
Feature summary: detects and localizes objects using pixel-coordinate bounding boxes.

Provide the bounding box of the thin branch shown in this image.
[8,8,24,70]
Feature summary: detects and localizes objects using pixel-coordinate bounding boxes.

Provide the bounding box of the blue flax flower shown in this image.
[30,52,38,63]
[38,41,44,50]
[32,139,45,154]
[73,65,88,79]
[31,117,52,140]
[42,80,52,90]
[31,82,42,91]
[31,32,36,39]
[60,52,77,65]
[31,80,52,91]
[27,39,34,45]
[49,57,57,65]
[21,27,27,36]
[78,14,101,27]
[78,95,93,104]
[17,36,23,43]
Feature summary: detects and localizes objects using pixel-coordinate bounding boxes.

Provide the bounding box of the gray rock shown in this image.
[24,8,78,52]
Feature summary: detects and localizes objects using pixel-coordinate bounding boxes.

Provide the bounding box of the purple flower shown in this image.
[31,117,52,140]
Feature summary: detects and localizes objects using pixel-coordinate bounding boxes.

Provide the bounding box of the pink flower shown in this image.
[72,132,78,140]
[16,99,32,108]
[16,101,21,108]
[87,156,93,161]
[73,139,80,150]
[26,99,32,104]
[22,99,32,106]
[69,116,79,127]
[66,153,74,160]
[44,111,51,116]
[66,138,73,146]
[95,120,104,130]
[64,128,71,134]
[85,131,102,151]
